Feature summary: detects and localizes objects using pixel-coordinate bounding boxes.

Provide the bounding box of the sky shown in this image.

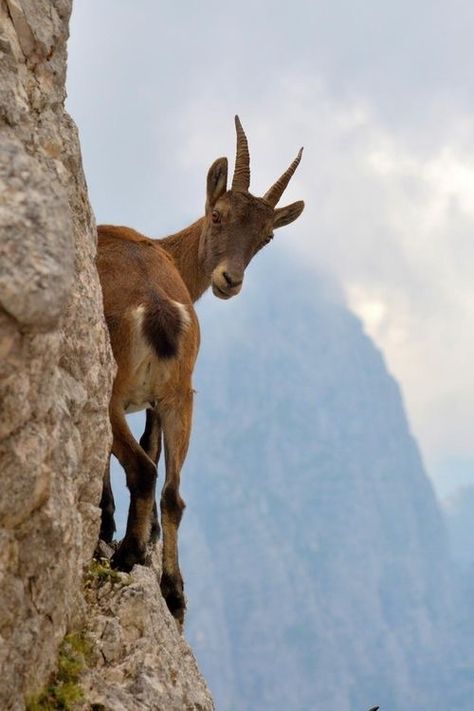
[67,0,474,497]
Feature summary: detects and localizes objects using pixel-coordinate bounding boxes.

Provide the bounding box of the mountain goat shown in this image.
[96,117,304,623]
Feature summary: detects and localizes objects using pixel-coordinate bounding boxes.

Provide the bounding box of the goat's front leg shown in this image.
[109,401,157,572]
[140,408,162,543]
[160,387,193,626]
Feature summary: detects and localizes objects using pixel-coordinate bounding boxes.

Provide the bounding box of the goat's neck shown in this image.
[158,218,209,303]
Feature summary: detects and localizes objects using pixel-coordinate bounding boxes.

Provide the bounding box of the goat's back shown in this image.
[97,224,192,308]
[96,225,199,374]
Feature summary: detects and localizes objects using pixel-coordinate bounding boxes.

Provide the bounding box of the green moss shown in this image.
[85,557,129,587]
[25,632,94,711]
[25,558,130,709]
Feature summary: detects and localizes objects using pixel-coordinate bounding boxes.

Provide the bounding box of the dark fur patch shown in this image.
[142,292,185,360]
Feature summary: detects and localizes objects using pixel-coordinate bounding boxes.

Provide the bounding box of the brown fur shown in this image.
[96,117,304,625]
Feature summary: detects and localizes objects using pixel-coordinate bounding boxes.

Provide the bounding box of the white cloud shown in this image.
[67,1,474,493]
[150,74,474,487]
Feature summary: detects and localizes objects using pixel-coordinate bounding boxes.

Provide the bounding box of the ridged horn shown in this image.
[263,147,303,207]
[231,115,250,192]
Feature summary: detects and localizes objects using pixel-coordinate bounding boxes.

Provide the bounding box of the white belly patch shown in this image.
[124,306,174,412]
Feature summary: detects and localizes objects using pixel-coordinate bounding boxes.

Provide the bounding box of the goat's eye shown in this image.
[212,210,221,223]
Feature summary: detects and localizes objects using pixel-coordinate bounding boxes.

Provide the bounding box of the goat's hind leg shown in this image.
[109,401,157,572]
[140,407,162,543]
[160,387,193,625]
[99,454,116,543]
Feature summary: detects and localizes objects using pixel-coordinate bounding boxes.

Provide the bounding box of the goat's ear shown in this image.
[273,200,305,229]
[206,157,228,210]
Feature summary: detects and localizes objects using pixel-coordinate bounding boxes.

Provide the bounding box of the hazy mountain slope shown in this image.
[443,486,474,569]
[175,249,463,711]
[441,486,474,707]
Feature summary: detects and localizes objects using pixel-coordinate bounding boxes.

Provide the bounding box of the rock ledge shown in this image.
[80,545,214,711]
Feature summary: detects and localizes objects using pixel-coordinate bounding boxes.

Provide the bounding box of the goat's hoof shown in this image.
[111,540,146,572]
[161,572,186,626]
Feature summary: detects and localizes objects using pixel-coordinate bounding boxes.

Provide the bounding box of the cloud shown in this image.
[67,0,474,491]
[148,75,474,483]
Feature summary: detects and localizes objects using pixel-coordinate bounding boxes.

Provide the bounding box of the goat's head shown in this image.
[199,116,304,300]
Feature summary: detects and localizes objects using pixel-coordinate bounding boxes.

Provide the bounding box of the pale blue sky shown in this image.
[67,1,474,495]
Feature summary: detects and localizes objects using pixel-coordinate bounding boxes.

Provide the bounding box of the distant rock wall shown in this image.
[0,0,114,706]
[181,254,464,711]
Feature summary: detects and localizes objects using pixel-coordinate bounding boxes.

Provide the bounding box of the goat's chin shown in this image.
[212,282,233,300]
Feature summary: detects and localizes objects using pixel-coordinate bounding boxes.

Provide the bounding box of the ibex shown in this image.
[96,117,304,624]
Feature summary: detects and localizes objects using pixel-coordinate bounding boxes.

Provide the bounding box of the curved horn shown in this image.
[263,147,303,207]
[231,115,250,192]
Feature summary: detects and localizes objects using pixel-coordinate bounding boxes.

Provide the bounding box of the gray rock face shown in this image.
[82,546,215,711]
[0,1,113,706]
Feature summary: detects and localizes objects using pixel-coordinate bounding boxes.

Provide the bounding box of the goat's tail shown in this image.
[142,291,191,360]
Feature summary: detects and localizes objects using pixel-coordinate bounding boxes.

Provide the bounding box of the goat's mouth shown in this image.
[211,282,234,300]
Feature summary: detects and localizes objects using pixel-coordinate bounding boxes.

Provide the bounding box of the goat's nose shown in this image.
[223,271,243,288]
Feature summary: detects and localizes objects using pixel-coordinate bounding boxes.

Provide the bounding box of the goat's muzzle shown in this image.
[211,264,243,299]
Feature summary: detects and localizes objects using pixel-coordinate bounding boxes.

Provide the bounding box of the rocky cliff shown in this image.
[80,545,213,711]
[0,0,114,704]
[0,2,213,709]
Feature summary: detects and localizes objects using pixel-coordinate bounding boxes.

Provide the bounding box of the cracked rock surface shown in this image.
[81,546,214,711]
[0,0,114,707]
